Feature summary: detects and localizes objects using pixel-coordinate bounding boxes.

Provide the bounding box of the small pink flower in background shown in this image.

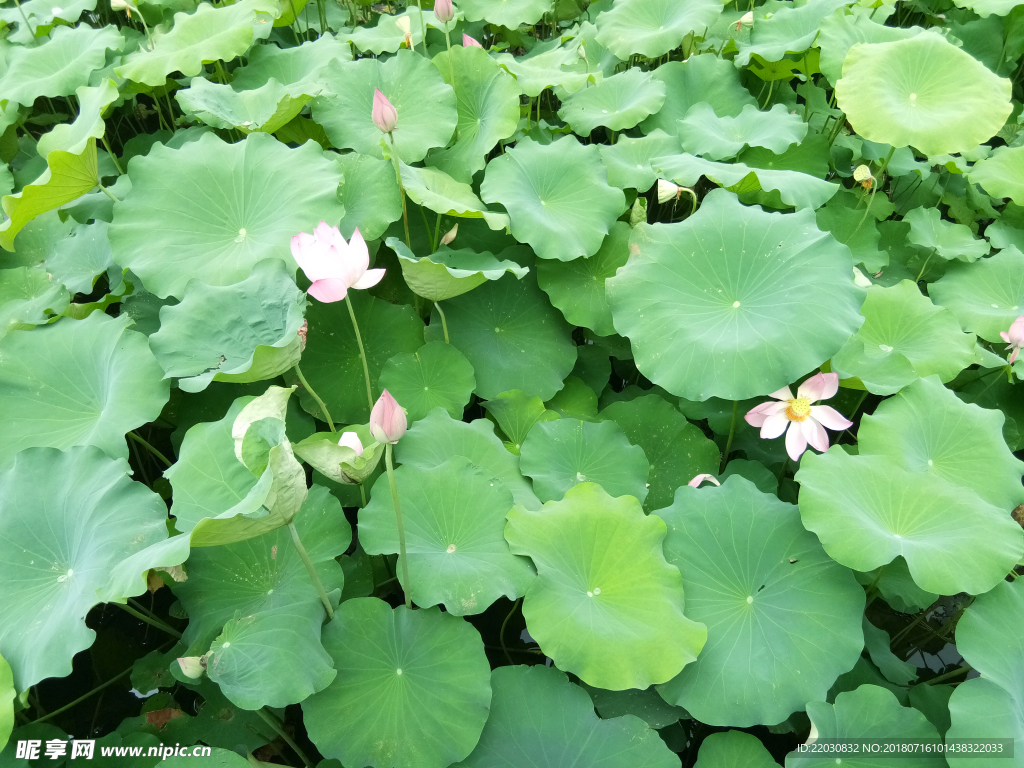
[370,390,407,444]
[744,372,853,462]
[372,88,398,133]
[291,222,385,303]
[434,0,454,23]
[1001,315,1024,364]
[338,431,364,456]
[688,474,720,488]
[463,33,483,48]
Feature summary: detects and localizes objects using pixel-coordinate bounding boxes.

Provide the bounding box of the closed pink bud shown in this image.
[434,0,454,23]
[462,33,483,48]
[370,390,407,444]
[372,88,398,133]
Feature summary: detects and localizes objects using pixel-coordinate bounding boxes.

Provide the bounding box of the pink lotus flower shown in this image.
[434,0,454,23]
[338,431,364,456]
[370,390,407,444]
[462,33,483,48]
[688,474,720,488]
[744,372,853,462]
[290,222,385,303]
[372,88,398,133]
[1001,315,1024,364]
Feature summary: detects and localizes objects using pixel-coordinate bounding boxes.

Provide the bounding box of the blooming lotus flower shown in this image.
[372,88,398,133]
[688,474,720,488]
[1001,315,1024,364]
[291,222,385,303]
[463,33,483,48]
[744,372,853,461]
[338,431,364,456]
[434,0,454,23]
[370,390,407,444]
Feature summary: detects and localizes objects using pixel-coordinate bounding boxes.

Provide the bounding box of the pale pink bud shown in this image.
[1001,315,1024,364]
[434,0,454,23]
[372,88,398,134]
[338,431,364,456]
[439,223,458,246]
[687,474,720,488]
[462,33,483,48]
[370,390,407,444]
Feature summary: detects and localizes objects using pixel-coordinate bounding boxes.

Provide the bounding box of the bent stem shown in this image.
[288,522,335,621]
[344,295,374,410]
[128,431,172,468]
[113,602,182,639]
[256,708,312,768]
[387,132,412,249]
[385,443,412,609]
[293,363,336,433]
[720,400,739,473]
[434,301,450,343]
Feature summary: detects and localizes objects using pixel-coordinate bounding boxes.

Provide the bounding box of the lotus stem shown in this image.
[288,522,335,621]
[344,295,375,411]
[113,602,182,639]
[858,145,896,227]
[720,400,738,473]
[442,24,455,85]
[315,0,328,33]
[293,363,336,433]
[415,0,427,55]
[387,132,413,249]
[434,301,450,343]
[101,134,124,175]
[255,708,313,768]
[922,663,972,686]
[385,443,413,609]
[127,431,172,467]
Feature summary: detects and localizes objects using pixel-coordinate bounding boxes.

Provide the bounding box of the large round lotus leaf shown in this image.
[397,407,541,510]
[312,50,457,163]
[378,341,476,422]
[298,291,424,425]
[694,731,778,768]
[389,238,529,302]
[302,598,492,768]
[0,266,69,339]
[599,394,719,512]
[480,136,626,261]
[520,418,650,504]
[679,103,807,161]
[835,36,1013,156]
[454,665,679,768]
[149,260,307,393]
[230,33,352,90]
[505,482,707,690]
[0,313,168,470]
[931,246,1024,343]
[109,132,345,299]
[640,57,756,136]
[175,77,319,135]
[598,131,680,191]
[116,0,276,87]
[817,13,925,85]
[785,685,944,768]
[969,146,1024,205]
[423,272,577,401]
[832,281,979,395]
[558,68,667,136]
[428,46,521,183]
[595,0,724,59]
[904,206,990,263]
[0,446,171,691]
[334,153,402,240]
[606,189,862,401]
[398,164,510,230]
[360,457,534,615]
[796,450,1024,595]
[736,0,849,66]
[655,476,865,726]
[457,0,549,26]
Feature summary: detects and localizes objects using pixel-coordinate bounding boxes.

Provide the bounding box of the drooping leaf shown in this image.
[598,131,680,191]
[389,239,528,302]
[398,163,510,230]
[862,616,917,686]
[229,33,352,91]
[493,38,592,98]
[43,220,114,294]
[481,390,559,454]
[557,68,666,136]
[904,206,990,263]
[335,153,403,240]
[970,145,1024,205]
[736,0,849,66]
[693,731,779,768]
[0,0,98,44]
[293,424,383,486]
[457,0,550,27]
[0,266,69,339]
[378,341,476,422]
[345,7,445,54]
[640,56,757,136]
[930,246,1024,343]
[678,103,808,161]
[594,0,725,59]
[176,77,320,135]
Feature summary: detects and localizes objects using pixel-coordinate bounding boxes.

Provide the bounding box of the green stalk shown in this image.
[387,132,412,248]
[288,522,335,621]
[922,664,972,686]
[255,708,312,768]
[127,431,171,467]
[385,443,412,609]
[293,363,336,433]
[315,0,328,33]
[345,295,375,410]
[432,212,442,253]
[101,134,124,175]
[720,400,738,473]
[434,301,450,343]
[113,602,182,639]
[442,23,455,85]
[415,0,427,55]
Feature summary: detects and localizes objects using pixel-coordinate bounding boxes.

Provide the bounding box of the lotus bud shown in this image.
[736,10,753,30]
[434,0,454,23]
[463,33,483,48]
[111,0,134,15]
[439,223,458,246]
[177,654,210,679]
[687,474,720,488]
[369,390,407,444]
[657,179,681,204]
[1001,315,1024,364]
[372,88,398,134]
[338,431,364,456]
[853,164,873,190]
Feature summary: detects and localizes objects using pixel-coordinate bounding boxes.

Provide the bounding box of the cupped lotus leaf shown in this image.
[0,446,172,691]
[969,145,1024,205]
[536,220,629,336]
[335,153,403,240]
[423,272,577,401]
[595,0,725,59]
[480,136,626,261]
[0,312,168,470]
[302,598,492,768]
[785,685,945,768]
[655,476,865,726]
[598,131,680,191]
[504,482,707,690]
[599,394,719,511]
[679,103,808,161]
[298,290,424,425]
[835,36,1013,156]
[693,731,778,768]
[930,246,1024,343]
[312,50,458,163]
[904,206,990,262]
[116,0,276,87]
[606,189,863,401]
[795,449,1024,595]
[346,7,445,54]
[149,259,307,393]
[457,0,549,26]
[175,77,319,135]
[109,131,345,299]
[545,375,598,421]
[428,46,521,183]
[640,56,757,136]
[229,34,352,90]
[520,418,650,504]
[454,665,679,768]
[952,0,1022,16]
[493,39,592,98]
[481,390,559,454]
[360,457,535,615]
[558,68,667,136]
[293,425,384,485]
[831,281,979,395]
[736,0,849,66]
[0,0,97,44]
[396,407,542,511]
[378,342,476,422]
[817,13,926,85]
[389,238,528,302]
[0,266,69,339]
[395,165,510,230]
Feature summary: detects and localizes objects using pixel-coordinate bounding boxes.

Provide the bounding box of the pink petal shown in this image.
[313,221,338,244]
[292,234,339,283]
[463,33,483,48]
[785,424,808,461]
[1001,331,1011,343]
[767,385,795,401]
[797,372,839,402]
[810,404,853,431]
[370,389,407,444]
[307,278,349,303]
[745,400,786,428]
[352,268,386,290]
[338,431,364,456]
[372,88,398,133]
[802,418,830,453]
[348,227,370,273]
[1011,348,1020,365]
[760,410,790,440]
[687,473,720,488]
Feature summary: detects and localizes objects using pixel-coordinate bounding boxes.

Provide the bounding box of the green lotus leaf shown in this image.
[298,290,424,424]
[389,239,528,302]
[378,341,475,422]
[454,665,679,768]
[814,190,887,272]
[598,131,680,191]
[595,0,724,59]
[0,446,172,691]
[785,685,944,768]
[969,145,1024,205]
[0,266,69,339]
[862,616,917,686]
[930,246,1024,343]
[428,45,521,182]
[345,7,445,54]
[116,0,277,87]
[545,375,598,420]
[395,164,510,230]
[0,653,12,751]
[581,683,687,729]
[505,482,707,690]
[947,678,1024,768]
[599,394,719,511]
[835,36,1013,156]
[855,557,937,614]
[606,189,862,401]
[293,424,384,485]
[0,313,168,470]
[694,731,778,768]
[904,206,990,263]
[481,390,558,454]
[480,136,626,261]
[302,598,492,768]
[557,68,666,136]
[952,0,1021,16]
[655,476,864,725]
[832,281,979,395]
[312,50,458,163]
[679,103,808,161]
[176,77,319,135]
[520,418,649,504]
[0,0,98,44]
[423,272,577,401]
[230,33,352,90]
[149,259,307,393]
[493,38,592,98]
[360,457,534,615]
[817,13,926,85]
[736,0,849,66]
[109,131,345,299]
[458,0,549,27]
[640,56,757,136]
[334,153,403,240]
[43,221,114,294]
